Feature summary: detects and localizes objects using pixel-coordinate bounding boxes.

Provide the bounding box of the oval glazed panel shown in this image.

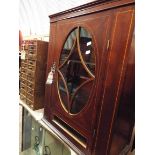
[58,27,96,114]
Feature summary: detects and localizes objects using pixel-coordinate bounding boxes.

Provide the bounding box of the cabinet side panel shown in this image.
[94,5,134,155]
[109,29,135,155]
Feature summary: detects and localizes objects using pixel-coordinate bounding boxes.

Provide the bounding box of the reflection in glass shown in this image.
[20,108,76,155]
[58,27,95,114]
[22,109,32,151]
[59,28,78,65]
[44,130,71,155]
[31,119,43,154]
[58,75,68,111]
[70,81,93,114]
[79,27,95,75]
[21,108,43,155]
[60,48,90,98]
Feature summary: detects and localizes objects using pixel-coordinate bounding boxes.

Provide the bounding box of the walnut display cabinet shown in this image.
[43,0,135,154]
[20,40,48,110]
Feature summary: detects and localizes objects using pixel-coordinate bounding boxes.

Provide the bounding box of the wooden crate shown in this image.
[20,40,48,110]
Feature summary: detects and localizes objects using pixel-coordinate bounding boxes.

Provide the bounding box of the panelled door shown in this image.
[45,10,112,153]
[44,1,135,155]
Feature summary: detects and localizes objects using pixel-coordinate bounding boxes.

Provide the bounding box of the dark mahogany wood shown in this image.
[109,30,135,155]
[44,0,135,154]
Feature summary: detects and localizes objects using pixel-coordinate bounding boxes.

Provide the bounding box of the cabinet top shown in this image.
[49,0,134,23]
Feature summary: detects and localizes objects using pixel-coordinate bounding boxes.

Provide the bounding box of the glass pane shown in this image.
[60,51,90,98]
[59,28,78,65]
[22,109,32,151]
[79,27,95,75]
[58,75,68,111]
[58,27,95,114]
[43,131,72,155]
[20,109,44,155]
[31,119,43,155]
[70,81,93,114]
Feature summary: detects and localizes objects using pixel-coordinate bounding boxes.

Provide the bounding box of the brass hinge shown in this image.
[107,40,110,51]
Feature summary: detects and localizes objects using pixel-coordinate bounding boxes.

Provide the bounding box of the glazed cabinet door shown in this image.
[45,10,112,154]
[44,2,135,155]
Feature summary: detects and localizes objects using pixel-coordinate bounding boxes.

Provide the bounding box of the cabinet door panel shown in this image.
[44,1,135,155]
[48,11,111,150]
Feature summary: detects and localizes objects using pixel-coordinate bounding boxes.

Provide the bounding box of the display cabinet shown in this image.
[44,0,135,154]
[21,108,44,155]
[20,106,77,155]
[22,107,32,151]
[43,129,71,155]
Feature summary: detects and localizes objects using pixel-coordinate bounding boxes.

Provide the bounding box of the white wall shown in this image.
[19,0,95,37]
